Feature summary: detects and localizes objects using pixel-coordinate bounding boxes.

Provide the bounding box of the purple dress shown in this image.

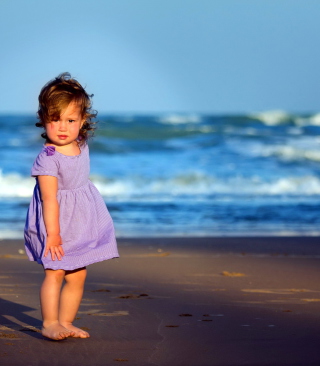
[24,143,119,270]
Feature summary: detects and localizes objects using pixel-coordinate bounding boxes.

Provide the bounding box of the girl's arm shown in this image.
[38,175,64,261]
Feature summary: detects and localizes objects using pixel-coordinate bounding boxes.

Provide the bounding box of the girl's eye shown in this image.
[68,119,75,123]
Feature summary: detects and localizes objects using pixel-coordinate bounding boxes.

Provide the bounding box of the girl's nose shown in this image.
[59,121,68,131]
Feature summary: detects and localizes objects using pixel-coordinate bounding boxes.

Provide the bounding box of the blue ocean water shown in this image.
[1,110,320,238]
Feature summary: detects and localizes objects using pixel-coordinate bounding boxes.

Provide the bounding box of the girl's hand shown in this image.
[44,234,64,261]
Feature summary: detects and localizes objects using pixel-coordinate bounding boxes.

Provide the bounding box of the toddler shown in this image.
[24,72,119,340]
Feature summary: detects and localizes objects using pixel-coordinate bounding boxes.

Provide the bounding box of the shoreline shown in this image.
[3,235,320,255]
[2,228,320,241]
[1,237,320,365]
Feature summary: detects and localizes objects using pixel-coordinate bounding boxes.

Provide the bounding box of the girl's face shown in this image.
[45,102,84,147]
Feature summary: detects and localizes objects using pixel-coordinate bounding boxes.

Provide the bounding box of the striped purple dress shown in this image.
[24,143,119,270]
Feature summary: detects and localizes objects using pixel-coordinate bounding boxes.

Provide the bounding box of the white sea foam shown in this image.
[295,113,320,127]
[0,229,24,239]
[0,171,35,197]
[79,174,320,196]
[263,145,320,162]
[158,114,201,124]
[249,110,292,126]
[248,110,320,127]
[308,113,320,126]
[227,137,320,163]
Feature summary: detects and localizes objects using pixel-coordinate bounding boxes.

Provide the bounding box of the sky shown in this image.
[1,0,320,114]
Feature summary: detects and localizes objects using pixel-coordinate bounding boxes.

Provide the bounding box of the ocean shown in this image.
[1,110,320,239]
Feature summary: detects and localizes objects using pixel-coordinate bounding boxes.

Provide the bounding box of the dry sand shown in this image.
[0,236,320,366]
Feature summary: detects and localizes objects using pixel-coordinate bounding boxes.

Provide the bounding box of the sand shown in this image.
[0,236,320,366]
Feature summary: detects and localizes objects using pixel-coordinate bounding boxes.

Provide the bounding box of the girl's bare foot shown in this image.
[60,323,90,338]
[42,322,75,340]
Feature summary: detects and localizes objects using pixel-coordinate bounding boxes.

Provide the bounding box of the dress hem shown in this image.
[30,253,120,271]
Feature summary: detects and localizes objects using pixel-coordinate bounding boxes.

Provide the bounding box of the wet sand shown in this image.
[0,236,320,366]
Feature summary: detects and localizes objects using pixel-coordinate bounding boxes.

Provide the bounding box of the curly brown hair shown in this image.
[36,72,97,144]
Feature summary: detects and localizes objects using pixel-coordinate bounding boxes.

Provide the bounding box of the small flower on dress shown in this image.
[45,146,55,156]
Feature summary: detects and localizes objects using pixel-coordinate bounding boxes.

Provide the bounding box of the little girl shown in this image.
[24,72,119,340]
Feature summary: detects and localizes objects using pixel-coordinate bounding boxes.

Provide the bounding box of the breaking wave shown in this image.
[2,171,320,200]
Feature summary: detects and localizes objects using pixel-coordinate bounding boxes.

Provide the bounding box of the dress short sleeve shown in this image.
[31,151,59,178]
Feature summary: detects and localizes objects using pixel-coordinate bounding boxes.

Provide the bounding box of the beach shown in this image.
[0,237,320,365]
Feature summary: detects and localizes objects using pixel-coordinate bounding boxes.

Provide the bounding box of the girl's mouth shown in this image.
[58,135,68,139]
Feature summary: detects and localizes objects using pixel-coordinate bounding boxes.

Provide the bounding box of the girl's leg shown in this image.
[59,267,89,338]
[40,269,74,340]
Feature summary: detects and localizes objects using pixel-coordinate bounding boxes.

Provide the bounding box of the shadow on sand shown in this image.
[0,297,43,340]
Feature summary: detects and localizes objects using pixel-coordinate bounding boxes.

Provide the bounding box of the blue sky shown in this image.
[1,0,320,114]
